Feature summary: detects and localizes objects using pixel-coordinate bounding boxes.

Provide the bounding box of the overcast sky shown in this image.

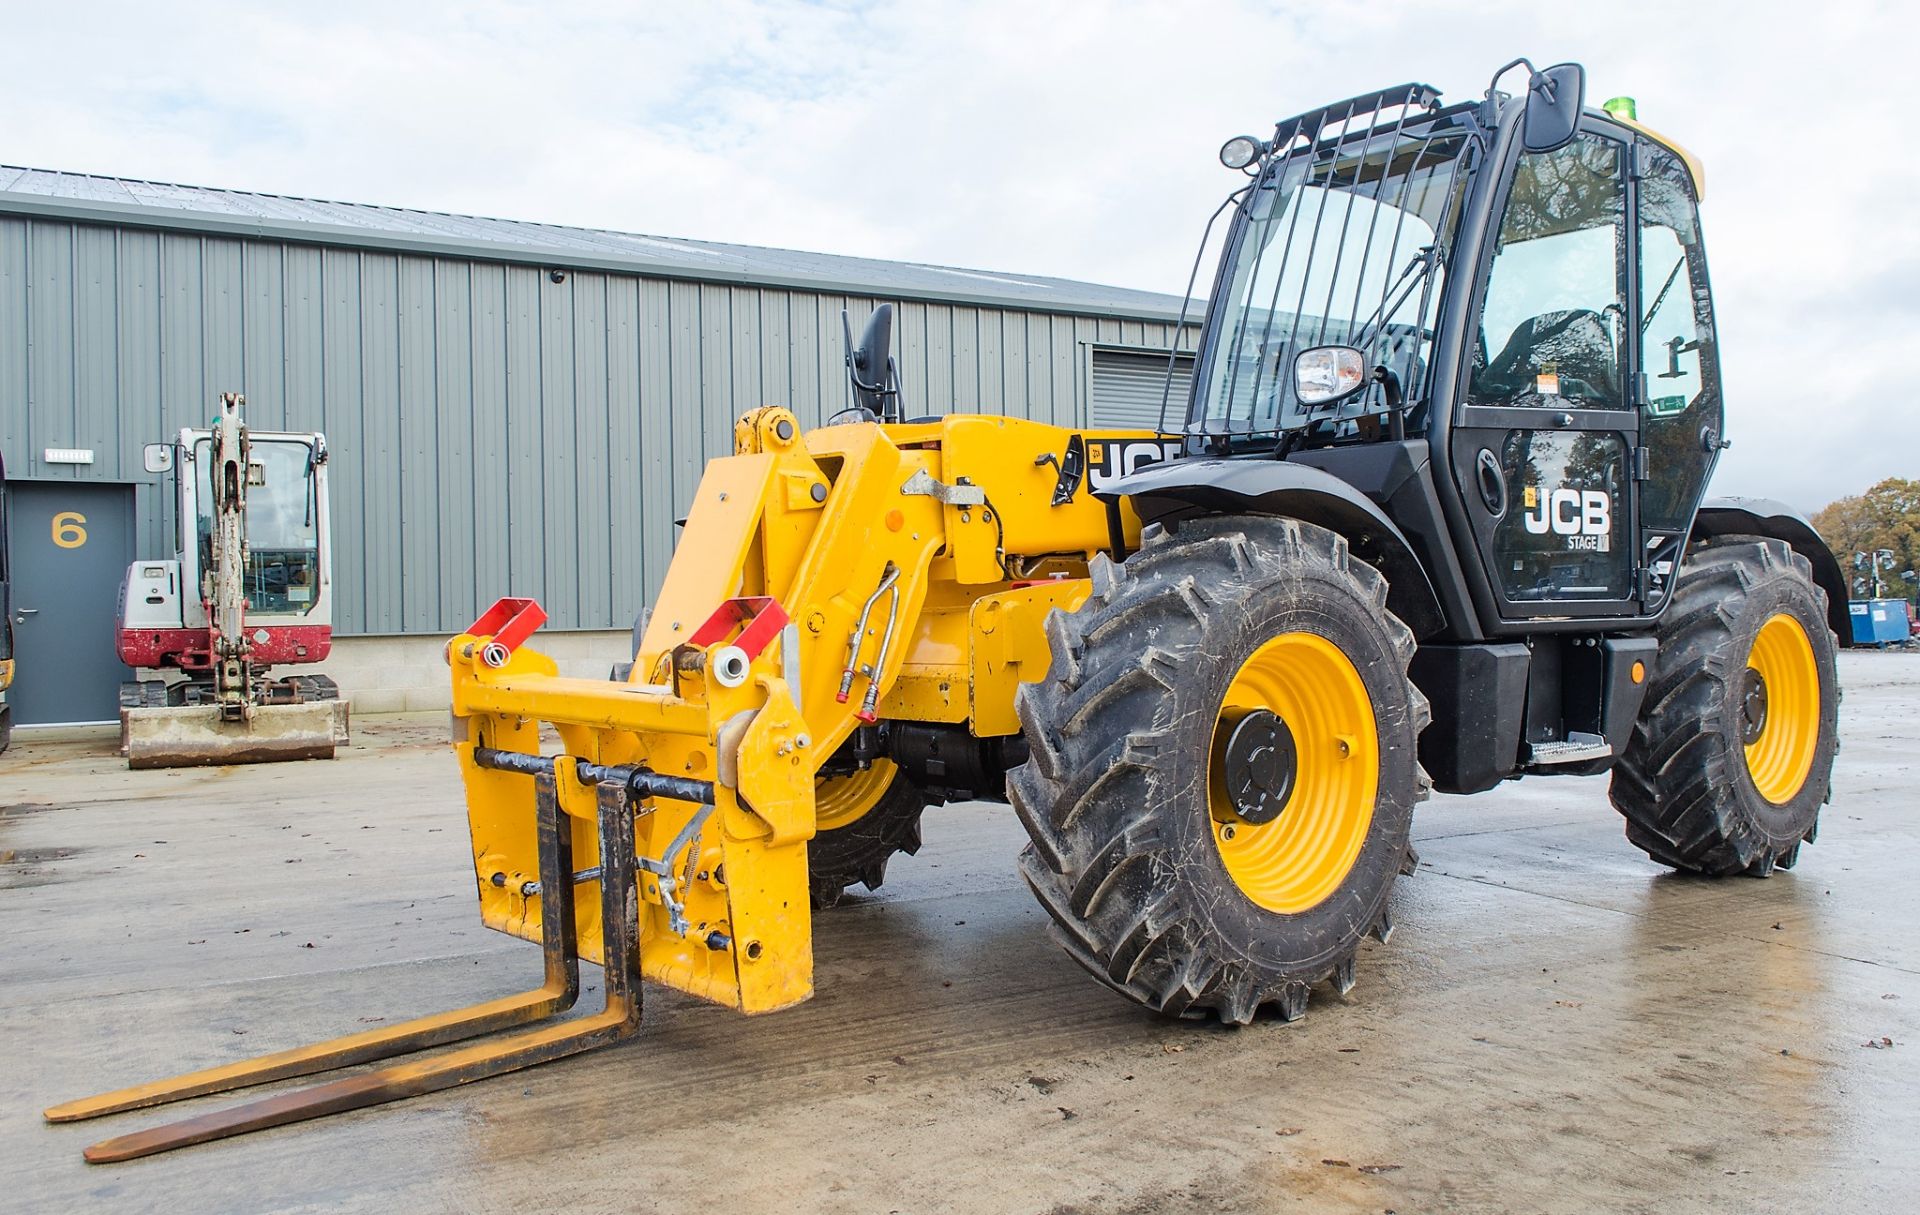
[6,1,1913,511]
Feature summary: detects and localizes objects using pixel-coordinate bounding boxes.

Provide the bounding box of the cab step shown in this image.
[1526,731,1612,766]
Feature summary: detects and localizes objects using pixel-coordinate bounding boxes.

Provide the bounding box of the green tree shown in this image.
[1813,477,1920,601]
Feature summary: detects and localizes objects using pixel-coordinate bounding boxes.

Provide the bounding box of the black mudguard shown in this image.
[1692,496,1852,644]
[1104,457,1446,639]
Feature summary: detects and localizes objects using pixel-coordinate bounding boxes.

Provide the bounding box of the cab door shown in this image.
[1632,140,1724,610]
[1448,126,1643,619]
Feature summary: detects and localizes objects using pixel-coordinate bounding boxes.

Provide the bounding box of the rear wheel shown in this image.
[1610,539,1840,875]
[1012,516,1427,1024]
[807,759,934,908]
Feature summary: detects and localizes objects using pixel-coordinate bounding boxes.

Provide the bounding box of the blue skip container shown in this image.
[1849,599,1913,646]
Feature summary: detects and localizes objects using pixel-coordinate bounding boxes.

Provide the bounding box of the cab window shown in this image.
[1468,133,1629,410]
[194,438,321,616]
[1636,144,1721,533]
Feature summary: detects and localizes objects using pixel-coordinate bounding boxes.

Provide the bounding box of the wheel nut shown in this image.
[1220,823,1237,841]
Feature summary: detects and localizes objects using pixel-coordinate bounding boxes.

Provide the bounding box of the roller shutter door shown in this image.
[1090,349,1194,431]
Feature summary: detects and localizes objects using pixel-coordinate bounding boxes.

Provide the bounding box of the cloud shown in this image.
[4,0,1914,509]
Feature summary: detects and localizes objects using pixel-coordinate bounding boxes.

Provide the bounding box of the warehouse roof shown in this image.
[0,165,1195,323]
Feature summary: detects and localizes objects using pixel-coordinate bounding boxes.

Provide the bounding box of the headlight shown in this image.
[1294,346,1370,407]
[1219,135,1263,170]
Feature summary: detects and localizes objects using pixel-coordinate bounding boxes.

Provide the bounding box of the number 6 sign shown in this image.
[52,510,87,549]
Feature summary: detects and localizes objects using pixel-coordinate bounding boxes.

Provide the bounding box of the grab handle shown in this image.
[1475,449,1507,517]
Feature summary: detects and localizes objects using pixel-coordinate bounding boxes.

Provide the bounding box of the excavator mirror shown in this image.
[142,443,173,473]
[1521,62,1585,153]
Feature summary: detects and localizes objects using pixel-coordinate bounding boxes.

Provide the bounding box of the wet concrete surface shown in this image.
[1,650,1915,1213]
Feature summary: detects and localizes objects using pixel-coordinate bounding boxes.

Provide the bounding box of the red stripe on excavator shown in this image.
[115,624,333,669]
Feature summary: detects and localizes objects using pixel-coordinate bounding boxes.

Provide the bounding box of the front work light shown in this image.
[1294,345,1369,407]
[1219,135,1264,170]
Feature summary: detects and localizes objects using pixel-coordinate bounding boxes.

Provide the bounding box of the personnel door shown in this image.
[5,481,136,724]
[1449,127,1642,618]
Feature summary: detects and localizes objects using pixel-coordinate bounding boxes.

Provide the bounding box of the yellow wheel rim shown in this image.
[1207,632,1378,915]
[1743,613,1819,805]
[815,759,899,832]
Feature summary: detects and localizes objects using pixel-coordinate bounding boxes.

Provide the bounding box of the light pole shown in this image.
[1855,550,1899,599]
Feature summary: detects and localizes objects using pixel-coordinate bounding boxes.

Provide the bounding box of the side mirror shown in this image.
[1294,346,1370,408]
[1522,62,1586,153]
[142,443,174,473]
[847,304,899,418]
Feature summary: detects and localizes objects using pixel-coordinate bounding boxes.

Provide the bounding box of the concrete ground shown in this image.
[2,651,1915,1214]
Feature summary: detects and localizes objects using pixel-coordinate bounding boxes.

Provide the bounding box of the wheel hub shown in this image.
[1739,667,1768,746]
[1221,709,1297,825]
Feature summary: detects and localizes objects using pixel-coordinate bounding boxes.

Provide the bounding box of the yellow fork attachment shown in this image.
[44,769,647,1163]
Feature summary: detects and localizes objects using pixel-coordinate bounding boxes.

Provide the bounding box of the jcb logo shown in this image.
[1085,438,1181,495]
[1523,488,1610,537]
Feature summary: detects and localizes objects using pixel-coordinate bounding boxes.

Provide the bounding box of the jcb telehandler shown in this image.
[51,59,1847,1161]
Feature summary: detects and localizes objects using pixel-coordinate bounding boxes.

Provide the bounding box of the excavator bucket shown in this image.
[45,768,642,1161]
[120,701,350,768]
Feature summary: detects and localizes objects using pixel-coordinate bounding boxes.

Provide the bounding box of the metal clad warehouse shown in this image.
[0,166,1195,717]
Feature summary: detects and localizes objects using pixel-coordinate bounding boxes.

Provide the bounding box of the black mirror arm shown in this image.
[1485,57,1539,103]
[1373,366,1407,441]
[1660,335,1701,379]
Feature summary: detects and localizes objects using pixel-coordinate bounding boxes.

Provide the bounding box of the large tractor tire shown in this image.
[1610,538,1840,876]
[1011,516,1428,1024]
[807,760,934,908]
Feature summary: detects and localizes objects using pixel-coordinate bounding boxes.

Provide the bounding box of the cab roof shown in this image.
[1597,112,1708,200]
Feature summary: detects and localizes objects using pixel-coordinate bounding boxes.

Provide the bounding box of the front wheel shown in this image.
[1610,538,1841,875]
[1011,516,1428,1024]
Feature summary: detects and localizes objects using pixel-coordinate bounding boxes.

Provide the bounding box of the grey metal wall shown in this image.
[0,216,1195,635]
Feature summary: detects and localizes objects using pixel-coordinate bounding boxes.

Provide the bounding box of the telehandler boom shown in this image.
[51,59,1848,1161]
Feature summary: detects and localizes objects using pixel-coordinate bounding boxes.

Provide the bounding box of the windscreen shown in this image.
[195,438,321,615]
[1191,103,1471,443]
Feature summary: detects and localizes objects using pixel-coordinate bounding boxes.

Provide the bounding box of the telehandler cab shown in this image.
[51,58,1847,1161]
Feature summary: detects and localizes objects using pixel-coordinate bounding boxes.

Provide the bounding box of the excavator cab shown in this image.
[180,432,328,623]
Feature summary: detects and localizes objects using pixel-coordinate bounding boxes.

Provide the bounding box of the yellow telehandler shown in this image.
[50,59,1849,1161]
